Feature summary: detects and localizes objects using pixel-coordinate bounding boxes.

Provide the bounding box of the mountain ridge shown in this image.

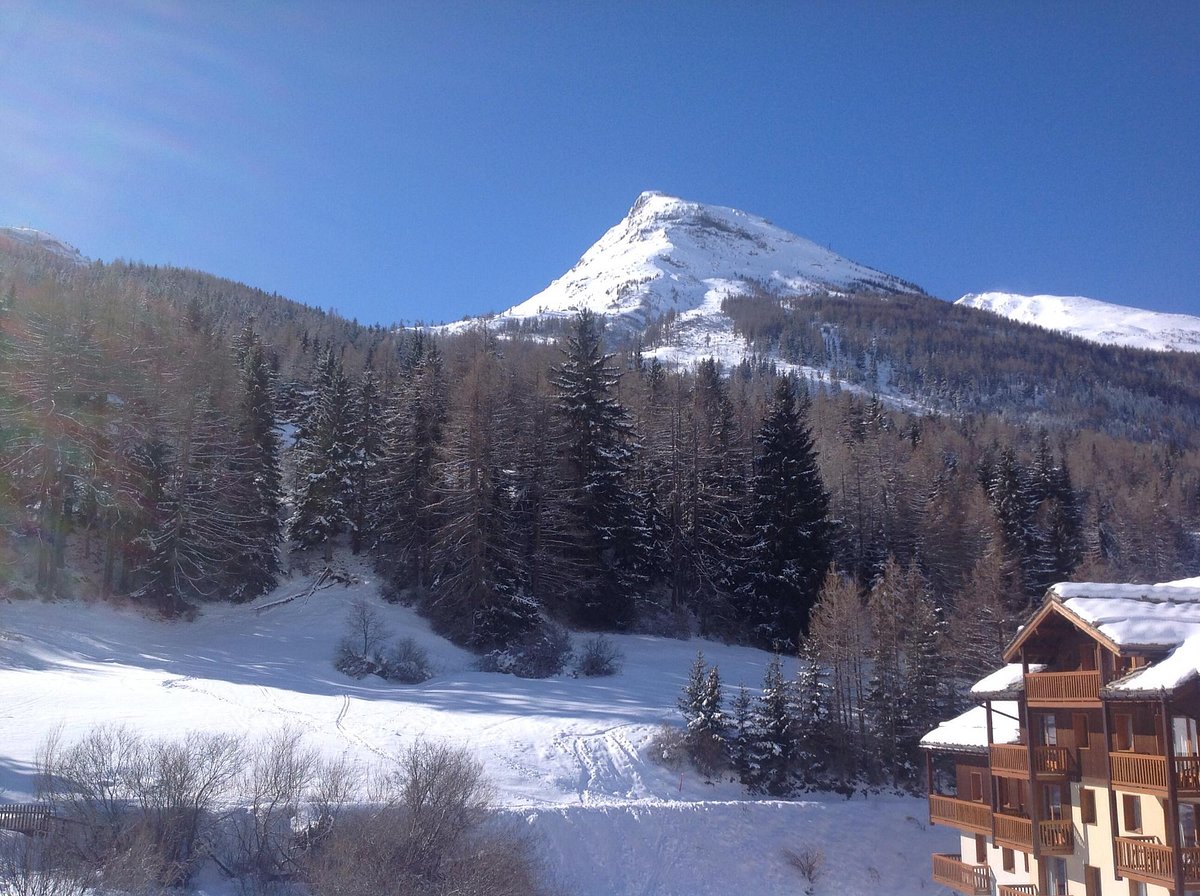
[956,291,1200,354]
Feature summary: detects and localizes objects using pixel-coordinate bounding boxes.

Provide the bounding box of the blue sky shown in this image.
[1,1,1196,324]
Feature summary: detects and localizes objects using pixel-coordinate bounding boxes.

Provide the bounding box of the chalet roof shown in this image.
[920,701,1020,755]
[969,663,1045,700]
[1051,577,1200,651]
[1006,576,1200,698]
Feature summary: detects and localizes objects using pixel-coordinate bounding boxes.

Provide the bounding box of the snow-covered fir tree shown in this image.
[747,655,798,796]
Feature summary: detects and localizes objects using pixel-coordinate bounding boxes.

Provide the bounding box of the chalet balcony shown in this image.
[1115,836,1200,886]
[1038,819,1075,855]
[992,813,1074,855]
[932,854,990,896]
[929,794,992,835]
[993,813,1033,851]
[997,886,1038,896]
[1024,670,1101,707]
[989,743,1074,779]
[1110,753,1200,797]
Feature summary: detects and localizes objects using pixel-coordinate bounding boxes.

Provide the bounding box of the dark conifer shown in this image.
[743,377,832,648]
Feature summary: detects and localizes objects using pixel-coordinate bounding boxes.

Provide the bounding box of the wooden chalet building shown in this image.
[922,578,1200,896]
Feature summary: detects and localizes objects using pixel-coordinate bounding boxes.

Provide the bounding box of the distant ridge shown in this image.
[0,226,88,266]
[956,292,1200,354]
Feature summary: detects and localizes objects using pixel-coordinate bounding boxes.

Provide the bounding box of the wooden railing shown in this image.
[1177,756,1200,795]
[1110,753,1200,796]
[0,803,56,836]
[990,743,1073,778]
[1033,745,1073,776]
[1025,670,1101,706]
[932,854,990,895]
[993,813,1034,851]
[1116,837,1174,884]
[1039,819,1074,854]
[929,795,993,834]
[1111,753,1169,793]
[991,744,1029,776]
[997,886,1038,896]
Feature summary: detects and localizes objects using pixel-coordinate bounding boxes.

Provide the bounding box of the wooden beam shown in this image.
[1102,695,1122,879]
[1163,696,1184,896]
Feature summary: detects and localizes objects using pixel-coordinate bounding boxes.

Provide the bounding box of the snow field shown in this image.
[0,559,955,894]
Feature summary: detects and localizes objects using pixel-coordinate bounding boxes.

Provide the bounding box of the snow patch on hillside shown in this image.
[956,291,1200,353]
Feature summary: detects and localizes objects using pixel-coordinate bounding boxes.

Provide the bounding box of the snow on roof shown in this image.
[1042,576,1200,697]
[970,663,1045,699]
[1048,578,1200,651]
[1104,634,1200,698]
[920,701,1020,755]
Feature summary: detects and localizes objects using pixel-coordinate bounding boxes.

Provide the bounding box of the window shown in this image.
[1074,712,1091,748]
[1002,847,1014,872]
[974,833,987,863]
[1081,787,1097,824]
[1115,712,1135,752]
[1123,793,1142,833]
[969,771,984,802]
[1085,865,1101,896]
[1129,880,1148,896]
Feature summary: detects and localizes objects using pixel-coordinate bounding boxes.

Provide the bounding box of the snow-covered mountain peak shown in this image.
[477,193,922,336]
[956,291,1200,354]
[0,226,88,265]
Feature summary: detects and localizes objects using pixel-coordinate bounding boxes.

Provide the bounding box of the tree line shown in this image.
[2,247,1198,673]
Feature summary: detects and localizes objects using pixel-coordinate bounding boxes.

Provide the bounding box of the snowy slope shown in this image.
[955,291,1200,353]
[443,193,922,370]
[0,558,954,894]
[0,226,88,265]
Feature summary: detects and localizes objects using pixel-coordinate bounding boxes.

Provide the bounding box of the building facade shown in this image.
[922,579,1200,896]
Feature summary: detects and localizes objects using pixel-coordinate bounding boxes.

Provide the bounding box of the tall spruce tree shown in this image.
[374,342,447,591]
[743,377,832,648]
[224,331,283,599]
[289,347,354,561]
[550,309,649,628]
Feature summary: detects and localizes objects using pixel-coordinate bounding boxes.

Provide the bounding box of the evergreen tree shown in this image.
[429,333,536,649]
[347,369,383,555]
[743,378,832,648]
[374,342,447,591]
[793,637,830,785]
[550,309,649,628]
[289,347,354,560]
[747,656,798,796]
[224,331,283,599]
[729,685,755,780]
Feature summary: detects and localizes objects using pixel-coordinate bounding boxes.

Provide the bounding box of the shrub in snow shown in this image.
[783,846,825,895]
[574,635,623,677]
[301,741,549,896]
[478,621,572,678]
[379,636,433,684]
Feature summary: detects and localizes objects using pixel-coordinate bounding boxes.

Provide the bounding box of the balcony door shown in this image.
[1181,803,1200,848]
[1041,713,1058,746]
[1175,716,1200,756]
[1043,783,1067,820]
